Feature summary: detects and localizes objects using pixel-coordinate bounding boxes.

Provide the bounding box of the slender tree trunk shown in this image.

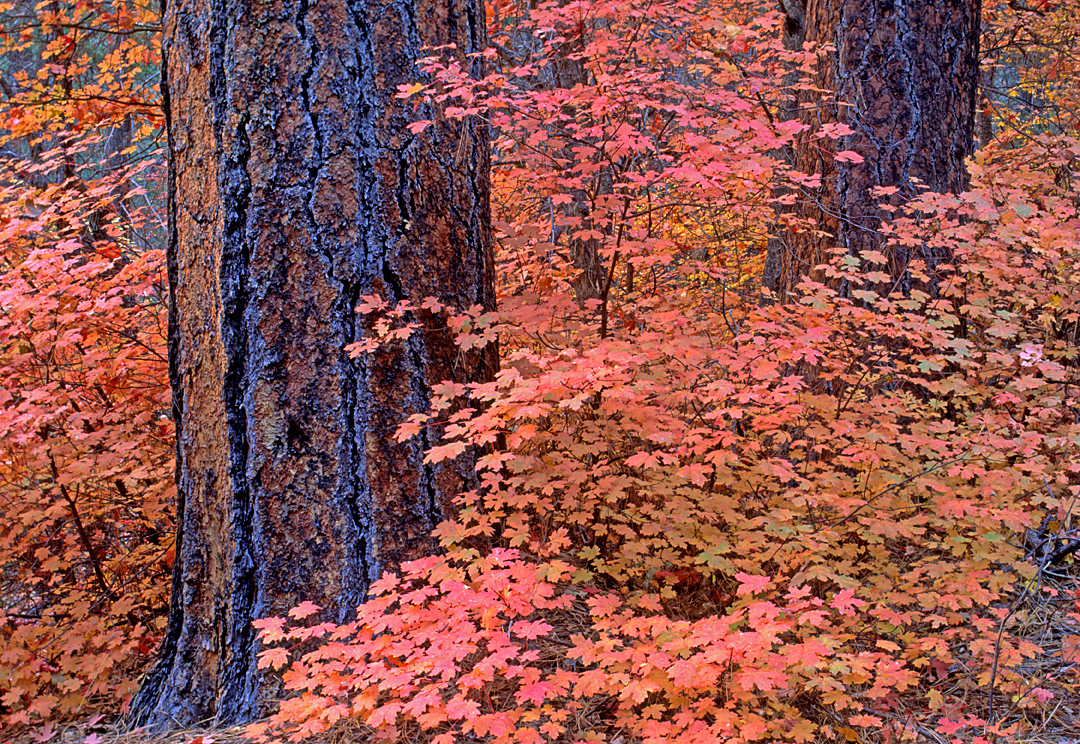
[130,0,495,727]
[542,11,605,306]
[976,64,995,149]
[764,0,981,302]
[494,3,603,305]
[105,114,133,210]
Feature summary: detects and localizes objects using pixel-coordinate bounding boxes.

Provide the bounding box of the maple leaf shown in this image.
[786,639,829,669]
[935,718,966,736]
[834,150,864,163]
[740,716,768,740]
[735,572,771,596]
[830,589,866,616]
[626,451,659,469]
[398,82,426,97]
[667,658,701,688]
[253,617,288,643]
[366,703,401,728]
[789,719,817,743]
[516,678,558,705]
[848,714,882,727]
[749,665,790,692]
[585,593,623,618]
[511,619,552,640]
[445,695,480,720]
[28,723,56,743]
[288,601,323,620]
[620,676,660,703]
[257,648,291,670]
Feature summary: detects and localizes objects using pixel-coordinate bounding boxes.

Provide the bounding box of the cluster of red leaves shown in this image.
[0,0,171,730]
[0,151,172,727]
[253,181,1080,741]
[3,0,1080,741]
[413,0,806,315]
[250,3,1080,744]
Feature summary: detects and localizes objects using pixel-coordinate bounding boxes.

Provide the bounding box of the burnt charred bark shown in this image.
[130,0,495,727]
[764,0,981,301]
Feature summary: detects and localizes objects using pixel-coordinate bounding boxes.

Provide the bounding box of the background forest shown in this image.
[2,0,1080,743]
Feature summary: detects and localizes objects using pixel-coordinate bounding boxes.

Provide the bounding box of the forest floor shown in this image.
[12,556,1080,744]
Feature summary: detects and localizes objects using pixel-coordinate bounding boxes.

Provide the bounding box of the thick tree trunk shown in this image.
[764,0,981,302]
[130,0,494,727]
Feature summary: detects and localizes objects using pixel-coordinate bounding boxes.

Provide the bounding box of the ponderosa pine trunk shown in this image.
[130,0,495,727]
[763,0,981,301]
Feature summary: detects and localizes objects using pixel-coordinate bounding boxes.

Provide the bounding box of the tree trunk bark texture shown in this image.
[131,0,494,727]
[764,0,981,302]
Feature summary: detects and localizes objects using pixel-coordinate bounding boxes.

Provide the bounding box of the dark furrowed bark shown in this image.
[130,0,495,727]
[764,0,981,302]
